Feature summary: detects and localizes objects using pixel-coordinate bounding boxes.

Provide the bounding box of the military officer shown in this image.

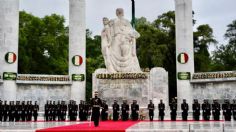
[3,101,9,121]
[121,99,129,121]
[0,100,3,121]
[212,100,221,121]
[148,100,155,121]
[131,100,139,121]
[101,100,108,121]
[222,99,231,121]
[33,101,39,121]
[202,99,211,121]
[192,99,200,121]
[158,99,165,121]
[170,98,177,121]
[90,91,102,127]
[112,100,120,121]
[61,101,67,121]
[44,100,49,121]
[181,99,189,121]
[231,99,236,120]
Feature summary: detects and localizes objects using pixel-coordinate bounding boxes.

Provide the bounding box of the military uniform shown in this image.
[33,101,39,121]
[158,100,165,121]
[148,100,155,121]
[222,100,231,121]
[192,99,200,121]
[202,100,211,121]
[112,100,120,121]
[3,101,9,121]
[0,100,3,122]
[101,100,108,121]
[131,100,139,121]
[44,101,49,121]
[212,100,221,121]
[170,99,177,121]
[231,100,236,121]
[181,99,189,121]
[61,101,67,121]
[91,92,102,127]
[121,100,129,121]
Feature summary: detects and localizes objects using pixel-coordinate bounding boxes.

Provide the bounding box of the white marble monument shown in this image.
[175,0,194,107]
[101,8,141,73]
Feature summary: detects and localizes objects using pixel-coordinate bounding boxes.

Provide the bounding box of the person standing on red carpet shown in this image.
[91,91,102,127]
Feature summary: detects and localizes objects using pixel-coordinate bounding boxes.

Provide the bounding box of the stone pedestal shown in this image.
[92,67,168,108]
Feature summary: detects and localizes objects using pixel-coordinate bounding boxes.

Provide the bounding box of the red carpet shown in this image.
[36,121,139,132]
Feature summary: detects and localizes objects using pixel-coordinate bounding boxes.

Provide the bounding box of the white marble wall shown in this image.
[93,68,169,107]
[192,80,236,103]
[69,0,86,102]
[175,0,194,108]
[16,84,71,111]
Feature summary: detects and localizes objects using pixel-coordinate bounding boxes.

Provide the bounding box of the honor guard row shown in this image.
[0,100,39,122]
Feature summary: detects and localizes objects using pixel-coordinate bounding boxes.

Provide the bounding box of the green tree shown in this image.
[194,24,217,72]
[212,20,236,71]
[18,11,68,75]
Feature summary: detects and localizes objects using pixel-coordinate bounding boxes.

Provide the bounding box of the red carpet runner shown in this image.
[36,121,139,132]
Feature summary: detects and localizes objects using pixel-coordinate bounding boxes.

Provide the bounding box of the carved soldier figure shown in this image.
[192,99,200,121]
[131,100,139,121]
[101,100,108,121]
[121,99,129,121]
[202,99,211,121]
[231,99,236,120]
[148,100,155,121]
[158,99,165,121]
[112,100,120,121]
[33,101,39,121]
[212,100,221,121]
[91,91,102,127]
[222,99,232,121]
[181,99,189,121]
[170,98,177,121]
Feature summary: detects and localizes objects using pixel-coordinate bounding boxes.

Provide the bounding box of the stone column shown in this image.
[69,0,86,102]
[0,0,19,101]
[175,0,194,108]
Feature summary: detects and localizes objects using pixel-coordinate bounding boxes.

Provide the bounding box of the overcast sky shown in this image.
[20,0,236,51]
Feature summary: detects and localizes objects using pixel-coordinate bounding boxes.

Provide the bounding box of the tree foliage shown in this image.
[212,20,236,71]
[18,11,68,75]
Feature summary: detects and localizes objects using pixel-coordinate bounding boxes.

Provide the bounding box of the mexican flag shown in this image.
[72,55,83,66]
[178,53,188,64]
[5,52,17,64]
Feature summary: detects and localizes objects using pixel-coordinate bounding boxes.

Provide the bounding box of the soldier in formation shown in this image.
[121,99,129,121]
[170,98,177,121]
[101,100,108,121]
[212,100,221,121]
[131,100,139,121]
[148,100,154,121]
[112,100,120,121]
[192,99,200,121]
[202,99,211,121]
[222,99,232,121]
[158,99,165,121]
[181,99,189,121]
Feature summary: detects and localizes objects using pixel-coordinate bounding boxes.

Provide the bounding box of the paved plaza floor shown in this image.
[1,121,236,132]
